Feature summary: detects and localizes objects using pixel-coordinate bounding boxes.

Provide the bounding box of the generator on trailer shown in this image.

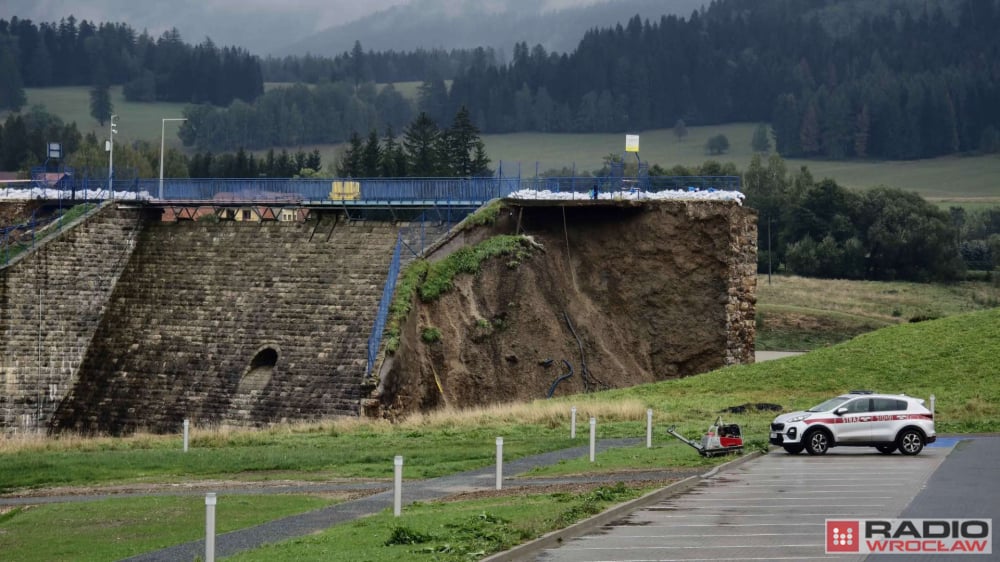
[666,416,744,457]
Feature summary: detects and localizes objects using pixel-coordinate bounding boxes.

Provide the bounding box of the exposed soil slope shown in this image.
[374,200,756,416]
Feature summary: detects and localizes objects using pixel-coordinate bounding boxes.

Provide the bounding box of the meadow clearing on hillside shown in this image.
[15,86,189,148]
[8,86,1000,202]
[755,274,1000,350]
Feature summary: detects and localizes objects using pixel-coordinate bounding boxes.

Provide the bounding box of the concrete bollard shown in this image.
[183,419,190,452]
[496,437,504,490]
[589,417,596,462]
[930,394,936,416]
[393,455,403,517]
[646,408,653,448]
[205,493,217,562]
[571,406,577,439]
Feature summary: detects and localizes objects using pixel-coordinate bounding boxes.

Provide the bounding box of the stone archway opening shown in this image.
[238,346,279,395]
[249,347,278,374]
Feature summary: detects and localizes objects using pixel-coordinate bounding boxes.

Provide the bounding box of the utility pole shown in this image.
[107,114,118,199]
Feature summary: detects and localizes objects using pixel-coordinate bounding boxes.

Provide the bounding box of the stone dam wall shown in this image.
[1,200,756,434]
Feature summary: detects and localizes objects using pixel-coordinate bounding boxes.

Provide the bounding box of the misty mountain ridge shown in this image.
[274,0,706,57]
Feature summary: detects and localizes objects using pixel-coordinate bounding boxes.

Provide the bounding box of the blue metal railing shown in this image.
[367,232,404,376]
[6,175,740,204]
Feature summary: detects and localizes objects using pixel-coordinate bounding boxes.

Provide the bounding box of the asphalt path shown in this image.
[866,436,999,562]
[119,438,652,561]
[533,439,972,561]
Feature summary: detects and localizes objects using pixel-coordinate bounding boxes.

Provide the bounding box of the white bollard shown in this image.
[646,409,653,448]
[589,417,596,462]
[496,437,504,490]
[930,394,936,416]
[571,406,577,439]
[393,456,403,517]
[183,419,190,452]
[205,493,217,562]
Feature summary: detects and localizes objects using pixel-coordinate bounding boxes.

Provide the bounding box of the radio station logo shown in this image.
[826,519,991,554]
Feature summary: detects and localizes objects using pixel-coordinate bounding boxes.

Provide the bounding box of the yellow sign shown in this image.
[330,180,360,200]
[625,134,640,153]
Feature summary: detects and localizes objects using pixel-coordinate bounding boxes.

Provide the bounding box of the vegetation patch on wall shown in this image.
[383,234,538,354]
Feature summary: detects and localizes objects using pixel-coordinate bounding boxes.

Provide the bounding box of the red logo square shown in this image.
[826,520,860,552]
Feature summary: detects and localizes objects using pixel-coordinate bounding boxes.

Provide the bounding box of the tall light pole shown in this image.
[160,118,187,200]
[107,114,118,199]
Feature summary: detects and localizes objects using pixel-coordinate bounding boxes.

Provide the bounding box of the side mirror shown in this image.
[834,407,848,416]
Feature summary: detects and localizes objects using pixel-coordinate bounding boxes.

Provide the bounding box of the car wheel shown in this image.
[897,429,925,456]
[805,430,830,455]
[782,443,805,455]
[876,444,897,454]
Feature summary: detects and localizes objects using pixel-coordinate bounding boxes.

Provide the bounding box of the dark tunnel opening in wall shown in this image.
[250,347,279,373]
[237,346,279,397]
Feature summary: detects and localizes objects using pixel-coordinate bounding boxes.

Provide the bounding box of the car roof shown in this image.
[837,393,921,401]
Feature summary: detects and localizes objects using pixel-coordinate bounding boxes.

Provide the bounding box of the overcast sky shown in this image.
[2,0,610,34]
[2,0,616,54]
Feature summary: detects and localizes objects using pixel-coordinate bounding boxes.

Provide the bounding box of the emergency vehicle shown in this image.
[769,390,936,456]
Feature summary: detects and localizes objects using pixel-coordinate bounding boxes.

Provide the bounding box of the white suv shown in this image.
[769,390,936,456]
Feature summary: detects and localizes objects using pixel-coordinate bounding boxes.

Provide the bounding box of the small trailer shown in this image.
[666,416,744,457]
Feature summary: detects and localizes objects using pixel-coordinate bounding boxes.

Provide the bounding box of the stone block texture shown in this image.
[2,205,401,435]
[1,204,145,433]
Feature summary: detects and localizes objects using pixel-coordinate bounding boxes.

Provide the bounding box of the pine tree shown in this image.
[444,106,480,176]
[361,129,381,177]
[673,118,688,142]
[403,112,441,177]
[0,39,27,111]
[799,102,821,155]
[751,123,771,153]
[379,126,406,177]
[335,131,364,177]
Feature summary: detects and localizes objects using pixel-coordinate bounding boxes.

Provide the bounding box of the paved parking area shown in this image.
[536,445,952,562]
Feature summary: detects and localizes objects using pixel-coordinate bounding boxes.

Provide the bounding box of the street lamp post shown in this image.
[160,118,187,200]
[107,114,118,199]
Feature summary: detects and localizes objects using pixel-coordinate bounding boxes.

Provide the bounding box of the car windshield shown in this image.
[808,396,851,412]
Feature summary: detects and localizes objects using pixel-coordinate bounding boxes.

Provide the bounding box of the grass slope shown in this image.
[606,307,1000,436]
[1,309,996,560]
[755,275,1000,350]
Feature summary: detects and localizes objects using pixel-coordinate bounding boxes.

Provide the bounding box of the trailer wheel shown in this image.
[782,443,804,455]
[804,429,831,455]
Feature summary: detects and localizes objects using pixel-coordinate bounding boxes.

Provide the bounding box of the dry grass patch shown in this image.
[397,399,650,429]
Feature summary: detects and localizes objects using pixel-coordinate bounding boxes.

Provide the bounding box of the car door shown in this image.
[835,397,873,443]
[870,398,909,442]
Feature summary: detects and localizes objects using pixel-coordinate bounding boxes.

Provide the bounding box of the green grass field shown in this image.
[10,87,1000,201]
[3,306,997,560]
[755,274,1000,350]
[481,125,1000,201]
[11,86,189,149]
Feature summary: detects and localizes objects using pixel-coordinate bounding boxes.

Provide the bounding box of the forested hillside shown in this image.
[0,17,262,107]
[2,0,999,160]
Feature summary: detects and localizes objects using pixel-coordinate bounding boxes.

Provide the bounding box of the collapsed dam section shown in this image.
[0,194,756,434]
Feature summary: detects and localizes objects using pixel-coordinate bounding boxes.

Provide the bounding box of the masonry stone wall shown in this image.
[49,213,401,434]
[1,203,145,433]
[2,199,754,434]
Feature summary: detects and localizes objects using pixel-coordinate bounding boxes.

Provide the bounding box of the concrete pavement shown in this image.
[534,445,954,561]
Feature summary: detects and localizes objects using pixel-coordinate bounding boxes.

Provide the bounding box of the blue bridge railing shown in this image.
[367,233,404,376]
[6,175,741,204]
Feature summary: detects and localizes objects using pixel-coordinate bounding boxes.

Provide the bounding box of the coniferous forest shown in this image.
[3,1,1000,282]
[1,0,999,159]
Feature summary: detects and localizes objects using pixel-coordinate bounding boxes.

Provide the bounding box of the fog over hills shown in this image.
[1,0,704,56]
